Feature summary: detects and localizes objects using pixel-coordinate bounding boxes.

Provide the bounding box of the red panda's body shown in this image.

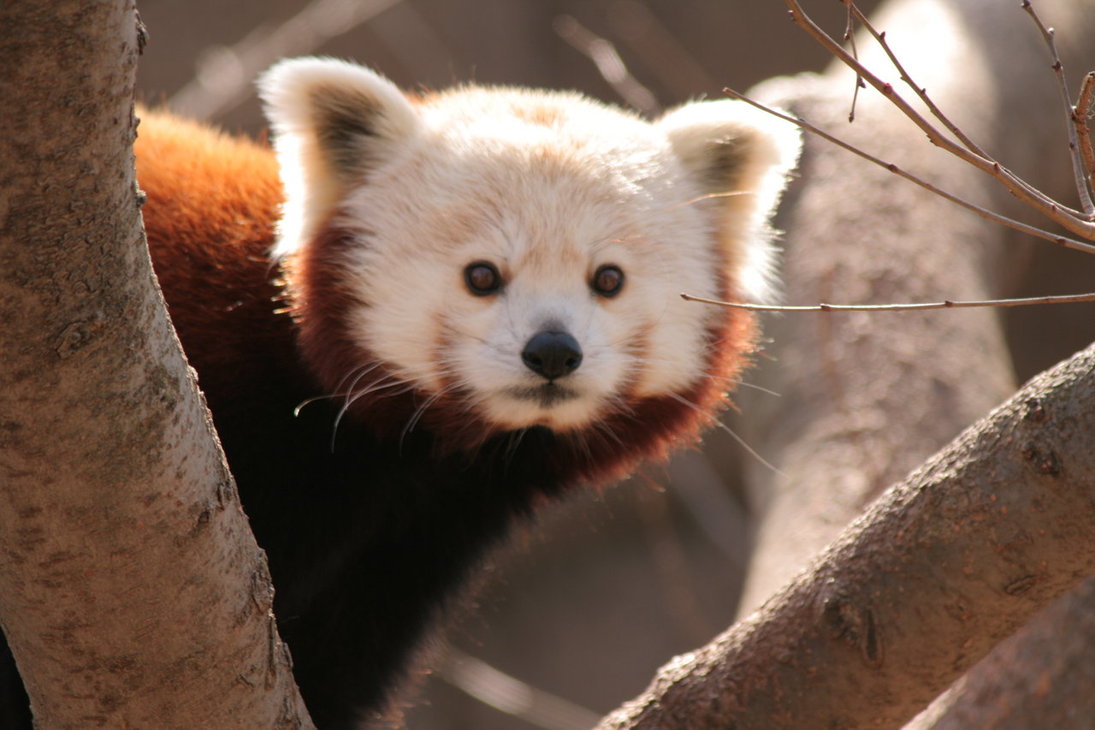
[134,110,753,729]
[0,59,798,729]
[134,111,591,725]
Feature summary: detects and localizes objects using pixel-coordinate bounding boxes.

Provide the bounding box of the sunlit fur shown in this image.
[0,61,801,730]
[261,57,799,442]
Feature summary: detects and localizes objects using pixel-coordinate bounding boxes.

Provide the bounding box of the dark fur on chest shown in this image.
[200,337,578,729]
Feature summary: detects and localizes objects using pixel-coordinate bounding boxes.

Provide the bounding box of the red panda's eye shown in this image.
[464,261,502,296]
[591,264,624,298]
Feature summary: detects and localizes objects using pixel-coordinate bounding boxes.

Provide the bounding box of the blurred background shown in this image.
[134,1,1092,727]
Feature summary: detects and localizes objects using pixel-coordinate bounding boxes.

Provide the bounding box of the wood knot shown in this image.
[1022,398,1048,424]
[54,315,105,358]
[1021,442,1062,477]
[821,594,884,668]
[1004,575,1037,596]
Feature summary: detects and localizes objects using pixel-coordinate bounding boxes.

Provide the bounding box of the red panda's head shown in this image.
[259,58,798,461]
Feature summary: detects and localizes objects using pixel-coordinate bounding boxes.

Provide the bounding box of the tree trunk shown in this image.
[0,1,310,726]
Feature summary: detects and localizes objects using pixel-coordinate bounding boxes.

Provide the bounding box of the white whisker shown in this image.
[501,427,529,467]
[330,376,415,451]
[665,392,782,476]
[668,189,755,211]
[401,385,453,442]
[293,363,386,417]
[589,418,624,448]
[727,379,781,397]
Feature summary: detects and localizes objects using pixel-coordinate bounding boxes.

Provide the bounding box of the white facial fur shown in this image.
[260,58,799,432]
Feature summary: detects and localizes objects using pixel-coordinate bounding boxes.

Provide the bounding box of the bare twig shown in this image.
[169,0,404,120]
[1021,0,1095,218]
[681,291,1095,312]
[439,649,601,730]
[722,87,1095,255]
[841,3,864,122]
[841,1,988,159]
[1076,72,1095,196]
[606,0,719,99]
[553,15,660,117]
[783,0,1095,242]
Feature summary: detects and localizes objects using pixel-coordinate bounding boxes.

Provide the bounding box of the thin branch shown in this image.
[553,15,660,117]
[438,649,601,730]
[1076,72,1095,197]
[841,3,864,122]
[723,87,1095,256]
[605,1,720,100]
[845,0,1084,218]
[1020,0,1095,218]
[841,0,988,160]
[169,0,404,120]
[781,2,995,178]
[783,0,1095,241]
[681,291,1095,312]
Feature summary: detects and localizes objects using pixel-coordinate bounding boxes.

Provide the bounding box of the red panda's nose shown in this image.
[521,330,583,380]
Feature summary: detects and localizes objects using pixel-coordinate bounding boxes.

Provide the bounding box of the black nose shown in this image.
[521,330,583,380]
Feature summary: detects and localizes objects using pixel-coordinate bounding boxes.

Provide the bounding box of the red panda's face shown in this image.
[337,118,732,432]
[260,59,799,437]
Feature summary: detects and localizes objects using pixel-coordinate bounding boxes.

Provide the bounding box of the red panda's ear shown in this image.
[657,100,800,302]
[258,57,420,257]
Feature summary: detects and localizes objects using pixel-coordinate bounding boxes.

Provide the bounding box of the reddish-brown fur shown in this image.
[136,112,291,400]
[290,214,756,481]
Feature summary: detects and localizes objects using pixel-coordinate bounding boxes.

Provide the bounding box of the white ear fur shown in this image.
[258,57,420,257]
[658,100,801,302]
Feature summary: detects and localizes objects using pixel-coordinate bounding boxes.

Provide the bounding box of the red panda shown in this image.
[0,58,799,729]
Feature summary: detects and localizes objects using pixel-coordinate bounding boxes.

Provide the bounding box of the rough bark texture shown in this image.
[907,575,1095,729]
[899,2,1095,726]
[725,0,1095,726]
[736,0,1023,617]
[599,0,1095,726]
[598,341,1095,729]
[0,1,310,726]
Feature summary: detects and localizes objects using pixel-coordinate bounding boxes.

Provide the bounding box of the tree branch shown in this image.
[1075,72,1095,199]
[0,1,309,726]
[599,341,1095,730]
[682,290,1095,312]
[169,0,405,120]
[597,0,1095,726]
[1020,0,1095,218]
[553,14,660,117]
[785,0,1095,242]
[720,86,1095,255]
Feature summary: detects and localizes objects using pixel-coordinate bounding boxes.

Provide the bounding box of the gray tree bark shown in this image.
[599,0,1095,726]
[0,1,310,726]
[598,342,1095,729]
